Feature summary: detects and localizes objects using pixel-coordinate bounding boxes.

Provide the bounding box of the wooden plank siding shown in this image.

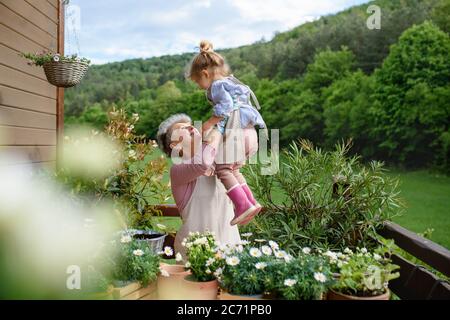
[0,0,63,166]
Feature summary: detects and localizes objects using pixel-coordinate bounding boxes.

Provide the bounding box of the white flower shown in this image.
[53,55,60,62]
[241,232,253,237]
[261,245,272,256]
[133,249,144,256]
[249,247,262,258]
[284,254,294,263]
[235,245,244,253]
[194,237,208,245]
[205,269,211,274]
[164,246,173,256]
[314,272,327,283]
[324,250,338,263]
[214,268,223,277]
[360,247,368,254]
[284,279,297,287]
[344,247,353,254]
[274,250,287,259]
[175,252,183,262]
[226,256,240,266]
[185,262,191,268]
[205,257,215,267]
[239,240,250,246]
[120,235,132,243]
[269,240,279,250]
[255,262,267,270]
[302,247,311,254]
[160,269,170,277]
[185,242,192,249]
[254,239,266,243]
[373,253,382,261]
[156,223,167,230]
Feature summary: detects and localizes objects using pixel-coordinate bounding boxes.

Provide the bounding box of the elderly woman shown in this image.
[156,114,241,260]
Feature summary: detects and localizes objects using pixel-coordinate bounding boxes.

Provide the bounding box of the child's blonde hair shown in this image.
[187,40,230,79]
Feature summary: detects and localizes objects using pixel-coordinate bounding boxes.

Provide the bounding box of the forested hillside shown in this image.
[65,0,450,171]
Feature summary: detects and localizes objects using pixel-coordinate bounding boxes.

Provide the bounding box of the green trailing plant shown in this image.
[326,242,400,297]
[242,139,403,252]
[21,51,90,66]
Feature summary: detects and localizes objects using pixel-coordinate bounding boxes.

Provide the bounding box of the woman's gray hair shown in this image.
[156,113,192,156]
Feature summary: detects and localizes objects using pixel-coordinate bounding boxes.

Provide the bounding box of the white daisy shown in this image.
[214,268,223,277]
[175,252,183,262]
[120,235,132,243]
[373,253,382,261]
[185,262,191,268]
[164,246,173,256]
[133,249,144,256]
[284,254,294,263]
[53,55,60,62]
[284,279,297,287]
[249,247,262,258]
[314,272,327,283]
[360,247,368,254]
[254,239,266,243]
[255,262,267,270]
[302,247,311,254]
[261,245,272,256]
[226,256,240,266]
[274,250,287,259]
[205,257,215,267]
[241,232,253,237]
[344,247,353,254]
[269,241,279,250]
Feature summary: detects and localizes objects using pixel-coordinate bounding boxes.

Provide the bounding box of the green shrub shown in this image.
[242,140,403,252]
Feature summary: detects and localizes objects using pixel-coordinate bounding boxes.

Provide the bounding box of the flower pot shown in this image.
[157,263,191,300]
[112,281,158,300]
[182,274,218,300]
[327,289,390,300]
[219,290,265,300]
[124,229,167,254]
[43,60,89,87]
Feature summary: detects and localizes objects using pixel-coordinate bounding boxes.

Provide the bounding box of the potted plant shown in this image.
[216,237,278,300]
[21,51,90,87]
[108,234,161,300]
[326,244,400,300]
[181,231,221,300]
[263,247,334,300]
[157,249,192,299]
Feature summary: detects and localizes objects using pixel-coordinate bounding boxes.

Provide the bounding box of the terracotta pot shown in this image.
[157,263,191,300]
[219,290,264,300]
[182,274,219,300]
[327,289,390,300]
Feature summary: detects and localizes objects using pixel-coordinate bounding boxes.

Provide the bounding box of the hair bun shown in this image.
[199,40,213,53]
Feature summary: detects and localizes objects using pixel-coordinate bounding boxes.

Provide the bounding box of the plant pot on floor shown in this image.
[219,290,265,300]
[157,263,191,300]
[112,281,158,300]
[182,274,218,300]
[327,289,390,300]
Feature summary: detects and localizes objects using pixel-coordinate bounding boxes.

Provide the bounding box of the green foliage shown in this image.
[242,140,403,252]
[371,21,450,168]
[183,231,221,282]
[263,253,333,300]
[330,242,400,297]
[109,235,161,286]
[21,51,90,66]
[431,0,450,33]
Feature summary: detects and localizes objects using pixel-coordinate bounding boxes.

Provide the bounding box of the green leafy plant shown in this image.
[182,231,222,282]
[21,51,90,66]
[108,233,161,286]
[242,139,403,252]
[329,243,400,297]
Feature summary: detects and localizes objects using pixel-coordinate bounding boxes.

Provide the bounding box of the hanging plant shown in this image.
[20,51,90,88]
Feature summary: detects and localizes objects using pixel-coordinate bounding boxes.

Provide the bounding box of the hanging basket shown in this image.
[43,60,89,88]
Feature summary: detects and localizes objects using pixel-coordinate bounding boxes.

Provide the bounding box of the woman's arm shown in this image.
[170,128,222,186]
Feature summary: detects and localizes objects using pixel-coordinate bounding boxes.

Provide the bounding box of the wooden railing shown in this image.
[155,204,450,300]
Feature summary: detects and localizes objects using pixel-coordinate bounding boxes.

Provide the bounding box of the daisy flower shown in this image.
[175,252,183,262]
[133,249,144,256]
[284,279,297,287]
[275,250,287,259]
[269,240,279,250]
[226,256,240,266]
[314,272,327,283]
[241,232,253,237]
[261,245,272,256]
[205,257,215,267]
[255,262,267,270]
[120,235,132,243]
[164,246,173,256]
[249,247,262,258]
[302,247,311,254]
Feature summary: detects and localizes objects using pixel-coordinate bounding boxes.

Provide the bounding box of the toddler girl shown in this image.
[187,40,266,226]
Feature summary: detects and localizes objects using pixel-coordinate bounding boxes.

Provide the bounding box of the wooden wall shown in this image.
[0,0,63,168]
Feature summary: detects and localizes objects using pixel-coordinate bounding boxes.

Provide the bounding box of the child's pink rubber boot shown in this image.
[227,185,258,226]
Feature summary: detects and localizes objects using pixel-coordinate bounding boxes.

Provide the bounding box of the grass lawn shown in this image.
[148,148,450,249]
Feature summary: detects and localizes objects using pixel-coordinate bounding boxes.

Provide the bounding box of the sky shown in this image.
[65,0,369,65]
